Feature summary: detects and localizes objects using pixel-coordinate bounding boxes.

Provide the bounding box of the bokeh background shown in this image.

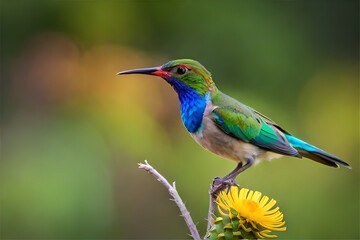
[1,1,359,239]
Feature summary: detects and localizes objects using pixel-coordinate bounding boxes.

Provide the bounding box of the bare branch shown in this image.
[138,160,201,240]
[205,193,216,239]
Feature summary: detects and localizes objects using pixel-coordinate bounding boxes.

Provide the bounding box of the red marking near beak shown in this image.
[153,69,171,78]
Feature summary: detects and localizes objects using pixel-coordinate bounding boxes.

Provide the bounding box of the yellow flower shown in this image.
[216,186,286,239]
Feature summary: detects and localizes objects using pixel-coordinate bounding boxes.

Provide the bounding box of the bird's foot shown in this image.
[210,177,239,198]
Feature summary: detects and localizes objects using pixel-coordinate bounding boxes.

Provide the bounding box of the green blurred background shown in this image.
[1,0,359,239]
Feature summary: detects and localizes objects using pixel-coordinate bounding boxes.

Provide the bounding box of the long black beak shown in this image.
[117,67,160,75]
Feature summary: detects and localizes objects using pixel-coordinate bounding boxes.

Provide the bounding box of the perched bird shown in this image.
[118,59,351,193]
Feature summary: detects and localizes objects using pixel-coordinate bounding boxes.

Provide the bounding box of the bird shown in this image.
[118,59,351,194]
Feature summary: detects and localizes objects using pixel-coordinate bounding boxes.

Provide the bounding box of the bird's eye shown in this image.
[176,66,188,75]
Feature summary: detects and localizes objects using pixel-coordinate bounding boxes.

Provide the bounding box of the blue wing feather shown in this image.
[286,134,351,168]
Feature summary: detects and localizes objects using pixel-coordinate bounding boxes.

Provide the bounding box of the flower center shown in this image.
[245,200,259,212]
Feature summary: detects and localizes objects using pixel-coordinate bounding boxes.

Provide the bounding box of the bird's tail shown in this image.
[285,134,351,169]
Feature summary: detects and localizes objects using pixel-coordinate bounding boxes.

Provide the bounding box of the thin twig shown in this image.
[138,160,201,240]
[205,193,216,239]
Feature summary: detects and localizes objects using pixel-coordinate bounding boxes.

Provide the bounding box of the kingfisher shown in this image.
[118,59,351,193]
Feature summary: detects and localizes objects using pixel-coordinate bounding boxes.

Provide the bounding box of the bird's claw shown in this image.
[210,177,239,198]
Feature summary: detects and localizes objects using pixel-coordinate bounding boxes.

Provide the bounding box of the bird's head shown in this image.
[118,59,216,96]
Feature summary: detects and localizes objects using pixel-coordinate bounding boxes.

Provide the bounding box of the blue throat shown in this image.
[169,78,207,133]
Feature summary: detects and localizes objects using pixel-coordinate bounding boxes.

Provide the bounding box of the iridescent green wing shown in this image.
[211,93,299,157]
[211,106,260,141]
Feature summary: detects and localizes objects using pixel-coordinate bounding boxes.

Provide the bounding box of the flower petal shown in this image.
[215,186,286,239]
